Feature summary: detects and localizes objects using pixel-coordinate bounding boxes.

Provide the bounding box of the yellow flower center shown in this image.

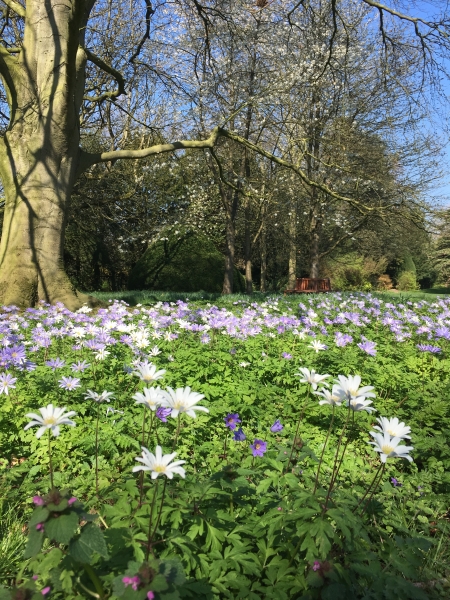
[44,416,57,425]
[381,443,394,455]
[154,465,166,472]
[386,428,396,436]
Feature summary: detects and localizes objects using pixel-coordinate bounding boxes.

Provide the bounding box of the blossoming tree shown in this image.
[0,0,448,307]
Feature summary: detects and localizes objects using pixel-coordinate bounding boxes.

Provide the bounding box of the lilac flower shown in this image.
[224,413,241,430]
[250,439,267,457]
[71,360,91,372]
[281,352,292,359]
[200,333,211,344]
[357,339,377,356]
[45,358,65,370]
[156,406,171,422]
[0,372,16,395]
[270,419,283,432]
[233,428,246,441]
[391,477,402,487]
[335,332,353,347]
[58,376,81,391]
[416,344,442,353]
[122,576,141,591]
[8,344,27,365]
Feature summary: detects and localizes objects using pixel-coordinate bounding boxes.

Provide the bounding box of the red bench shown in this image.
[284,277,332,294]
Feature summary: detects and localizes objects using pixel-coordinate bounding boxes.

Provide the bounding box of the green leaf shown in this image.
[44,511,79,544]
[29,506,50,527]
[68,522,109,563]
[24,528,44,558]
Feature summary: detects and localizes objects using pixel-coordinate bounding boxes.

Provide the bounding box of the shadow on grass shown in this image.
[83,287,450,307]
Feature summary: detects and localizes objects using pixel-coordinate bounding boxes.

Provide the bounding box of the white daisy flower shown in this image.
[148,346,161,357]
[308,340,328,352]
[133,362,166,384]
[132,446,186,479]
[24,404,76,438]
[296,367,330,390]
[369,432,414,462]
[160,386,209,418]
[85,390,115,403]
[372,416,411,439]
[333,375,376,403]
[314,386,342,406]
[133,386,165,411]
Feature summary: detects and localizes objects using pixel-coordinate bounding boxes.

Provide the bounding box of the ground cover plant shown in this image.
[0,292,449,599]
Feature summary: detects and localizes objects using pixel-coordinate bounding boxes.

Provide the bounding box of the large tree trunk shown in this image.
[244,197,253,294]
[0,0,95,309]
[287,201,298,289]
[223,215,236,294]
[260,220,267,292]
[309,214,322,278]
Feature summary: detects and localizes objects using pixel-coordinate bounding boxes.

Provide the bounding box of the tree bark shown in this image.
[287,200,298,289]
[260,219,267,292]
[244,197,253,294]
[309,217,321,278]
[223,213,236,294]
[0,0,95,309]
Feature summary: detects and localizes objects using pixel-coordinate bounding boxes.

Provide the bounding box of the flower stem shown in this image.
[172,414,181,451]
[147,410,154,446]
[313,406,335,494]
[286,388,310,473]
[48,429,54,490]
[95,403,100,497]
[322,405,351,514]
[359,463,386,517]
[146,478,159,561]
[353,462,384,513]
[152,477,168,540]
[139,409,148,506]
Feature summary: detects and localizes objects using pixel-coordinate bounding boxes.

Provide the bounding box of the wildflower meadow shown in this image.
[0,292,449,599]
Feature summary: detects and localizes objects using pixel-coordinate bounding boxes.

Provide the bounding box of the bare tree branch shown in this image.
[1,0,25,18]
[78,125,222,174]
[219,129,390,215]
[129,0,155,63]
[83,47,126,103]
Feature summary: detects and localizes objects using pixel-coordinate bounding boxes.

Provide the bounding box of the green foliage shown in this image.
[397,271,419,291]
[324,254,387,291]
[128,230,244,293]
[1,293,450,598]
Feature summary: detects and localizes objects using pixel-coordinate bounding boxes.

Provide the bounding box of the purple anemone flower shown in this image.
[156,407,171,422]
[58,376,81,391]
[416,344,442,353]
[391,477,402,487]
[281,352,292,360]
[71,360,91,372]
[357,339,377,356]
[233,427,246,441]
[224,413,241,430]
[270,419,283,433]
[250,439,267,457]
[45,358,65,370]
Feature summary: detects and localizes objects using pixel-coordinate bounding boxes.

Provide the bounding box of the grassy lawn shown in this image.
[85,287,450,307]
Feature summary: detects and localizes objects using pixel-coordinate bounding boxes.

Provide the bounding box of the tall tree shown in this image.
[0,0,448,307]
